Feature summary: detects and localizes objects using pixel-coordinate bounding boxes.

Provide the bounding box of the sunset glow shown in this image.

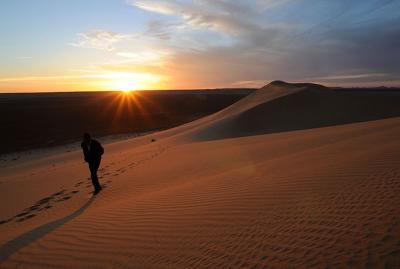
[104,72,163,92]
[1,1,400,93]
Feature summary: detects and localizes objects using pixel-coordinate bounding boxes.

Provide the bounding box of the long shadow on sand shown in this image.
[0,196,96,263]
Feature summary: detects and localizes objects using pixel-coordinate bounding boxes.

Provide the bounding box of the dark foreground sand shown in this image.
[1,82,400,268]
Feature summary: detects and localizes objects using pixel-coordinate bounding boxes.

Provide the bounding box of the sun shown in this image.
[100,71,165,92]
[111,80,141,92]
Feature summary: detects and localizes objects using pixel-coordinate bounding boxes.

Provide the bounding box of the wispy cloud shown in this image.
[231,80,271,88]
[16,56,33,60]
[128,0,271,36]
[145,20,178,40]
[312,73,388,81]
[116,50,169,65]
[70,29,130,51]
[127,0,400,87]
[0,69,166,85]
[130,0,177,15]
[0,75,88,82]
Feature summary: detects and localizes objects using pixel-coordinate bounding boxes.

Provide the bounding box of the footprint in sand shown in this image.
[36,197,52,205]
[26,205,41,211]
[0,218,13,225]
[4,188,74,224]
[56,196,71,202]
[16,214,36,222]
[74,181,84,187]
[15,212,31,218]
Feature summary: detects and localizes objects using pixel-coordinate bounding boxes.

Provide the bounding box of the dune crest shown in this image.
[183,81,400,141]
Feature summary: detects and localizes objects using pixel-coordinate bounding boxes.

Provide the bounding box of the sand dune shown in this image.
[1,82,400,268]
[184,81,400,141]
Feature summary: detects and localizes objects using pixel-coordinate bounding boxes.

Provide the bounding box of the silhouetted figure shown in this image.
[81,133,104,195]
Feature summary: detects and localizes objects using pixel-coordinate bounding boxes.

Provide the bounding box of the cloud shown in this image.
[122,0,400,88]
[311,73,387,81]
[71,29,130,51]
[128,0,270,36]
[16,56,33,60]
[145,20,177,40]
[231,79,271,88]
[116,50,169,65]
[0,75,91,82]
[129,0,177,15]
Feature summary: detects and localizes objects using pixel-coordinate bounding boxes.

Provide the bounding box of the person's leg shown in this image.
[94,158,102,190]
[89,160,102,191]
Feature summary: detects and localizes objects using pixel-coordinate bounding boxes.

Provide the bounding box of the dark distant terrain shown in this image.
[0,89,254,154]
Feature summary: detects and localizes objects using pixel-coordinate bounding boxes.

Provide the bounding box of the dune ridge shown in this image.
[182,81,400,141]
[1,82,400,268]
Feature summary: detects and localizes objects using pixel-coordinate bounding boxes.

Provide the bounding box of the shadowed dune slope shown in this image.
[188,81,400,140]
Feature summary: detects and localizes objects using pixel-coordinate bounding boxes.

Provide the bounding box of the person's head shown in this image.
[83,133,91,144]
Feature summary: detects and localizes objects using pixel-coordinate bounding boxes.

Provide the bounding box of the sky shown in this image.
[1,0,400,92]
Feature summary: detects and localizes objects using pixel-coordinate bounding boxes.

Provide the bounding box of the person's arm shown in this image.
[81,143,89,162]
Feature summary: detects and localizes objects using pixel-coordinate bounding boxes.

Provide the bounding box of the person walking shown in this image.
[81,133,104,194]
